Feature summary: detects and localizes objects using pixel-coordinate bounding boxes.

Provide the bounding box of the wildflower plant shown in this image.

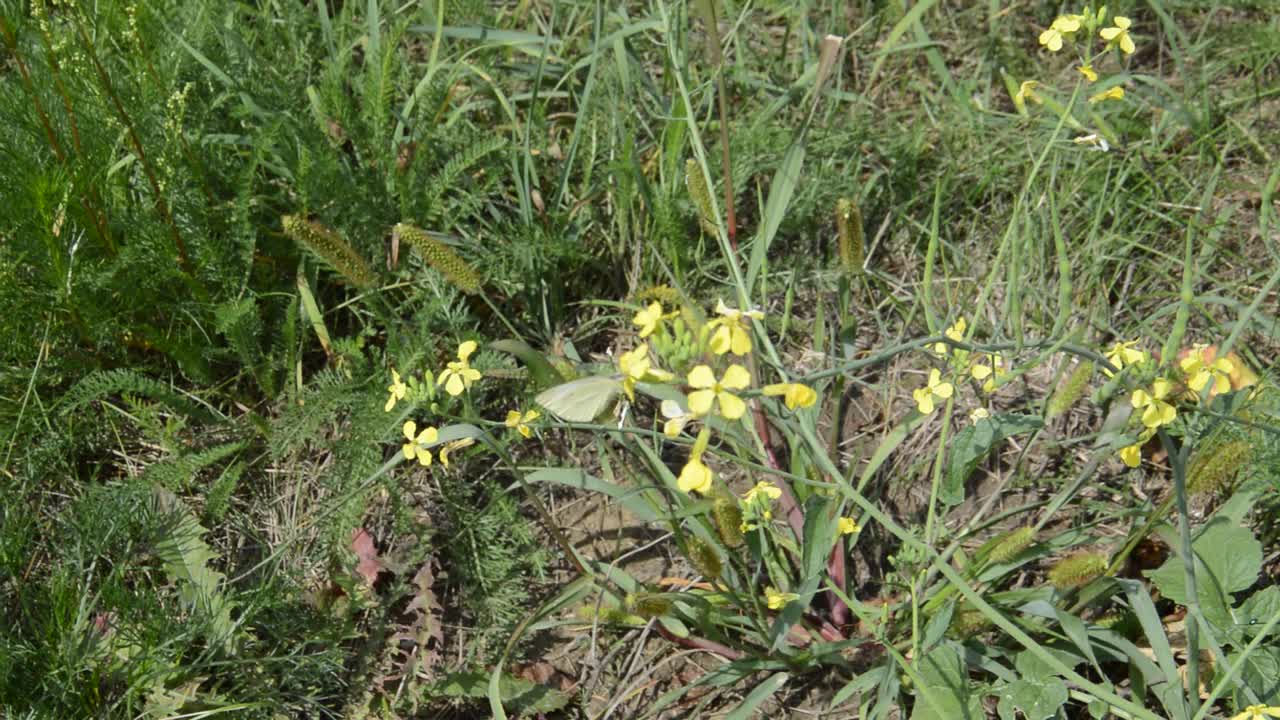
[1019,5,1139,147]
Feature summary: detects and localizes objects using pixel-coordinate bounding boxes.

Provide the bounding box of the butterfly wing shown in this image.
[534,376,622,423]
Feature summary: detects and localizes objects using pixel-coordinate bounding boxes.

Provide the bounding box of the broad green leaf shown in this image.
[437,670,570,715]
[995,651,1069,720]
[944,414,1043,506]
[910,644,983,720]
[1231,646,1280,705]
[1146,519,1262,628]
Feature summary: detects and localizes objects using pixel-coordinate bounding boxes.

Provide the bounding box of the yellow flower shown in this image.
[618,344,674,401]
[709,299,764,356]
[932,317,967,355]
[912,369,955,415]
[439,437,475,468]
[838,517,860,535]
[764,586,798,610]
[1180,344,1234,396]
[1039,14,1083,52]
[1231,705,1280,720]
[1078,64,1098,82]
[969,407,990,423]
[632,301,670,339]
[504,409,540,439]
[385,368,408,412]
[744,481,782,505]
[1088,86,1125,104]
[687,364,751,420]
[1118,430,1154,468]
[677,453,713,494]
[437,340,482,397]
[401,420,438,466]
[660,399,692,438]
[1014,80,1042,111]
[762,382,816,411]
[1100,16,1135,55]
[1132,379,1176,429]
[1103,340,1146,376]
[969,353,1009,393]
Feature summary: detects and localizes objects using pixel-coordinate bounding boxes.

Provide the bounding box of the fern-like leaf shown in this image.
[150,486,237,650]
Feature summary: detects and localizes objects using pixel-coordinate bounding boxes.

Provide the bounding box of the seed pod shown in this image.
[282,214,376,288]
[1047,551,1108,590]
[393,223,482,295]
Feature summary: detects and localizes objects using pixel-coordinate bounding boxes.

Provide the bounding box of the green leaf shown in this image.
[910,644,983,720]
[489,339,567,390]
[995,651,1069,720]
[523,468,660,523]
[725,672,789,720]
[944,414,1043,506]
[1231,646,1280,705]
[746,141,806,293]
[437,670,570,715]
[150,487,236,651]
[1146,518,1262,627]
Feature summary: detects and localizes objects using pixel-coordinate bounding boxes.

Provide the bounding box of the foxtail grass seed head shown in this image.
[1048,551,1108,590]
[1187,439,1252,498]
[712,497,744,548]
[282,214,376,289]
[392,223,481,295]
[1047,361,1094,418]
[685,158,718,236]
[685,537,723,580]
[835,197,864,275]
[988,527,1036,564]
[627,592,673,619]
[948,608,992,638]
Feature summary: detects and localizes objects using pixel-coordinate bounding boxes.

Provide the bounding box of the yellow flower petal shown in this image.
[1078,64,1098,82]
[677,456,713,494]
[403,420,417,441]
[838,517,860,535]
[709,324,733,355]
[457,340,477,362]
[687,365,716,389]
[717,391,746,421]
[784,384,816,410]
[1119,443,1141,468]
[720,364,751,391]
[444,372,465,397]
[688,389,716,416]
[913,387,935,414]
[729,325,752,355]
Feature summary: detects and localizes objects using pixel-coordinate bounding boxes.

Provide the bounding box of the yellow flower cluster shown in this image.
[1021,6,1137,141]
[386,341,546,473]
[620,302,816,499]
[915,316,1012,417]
